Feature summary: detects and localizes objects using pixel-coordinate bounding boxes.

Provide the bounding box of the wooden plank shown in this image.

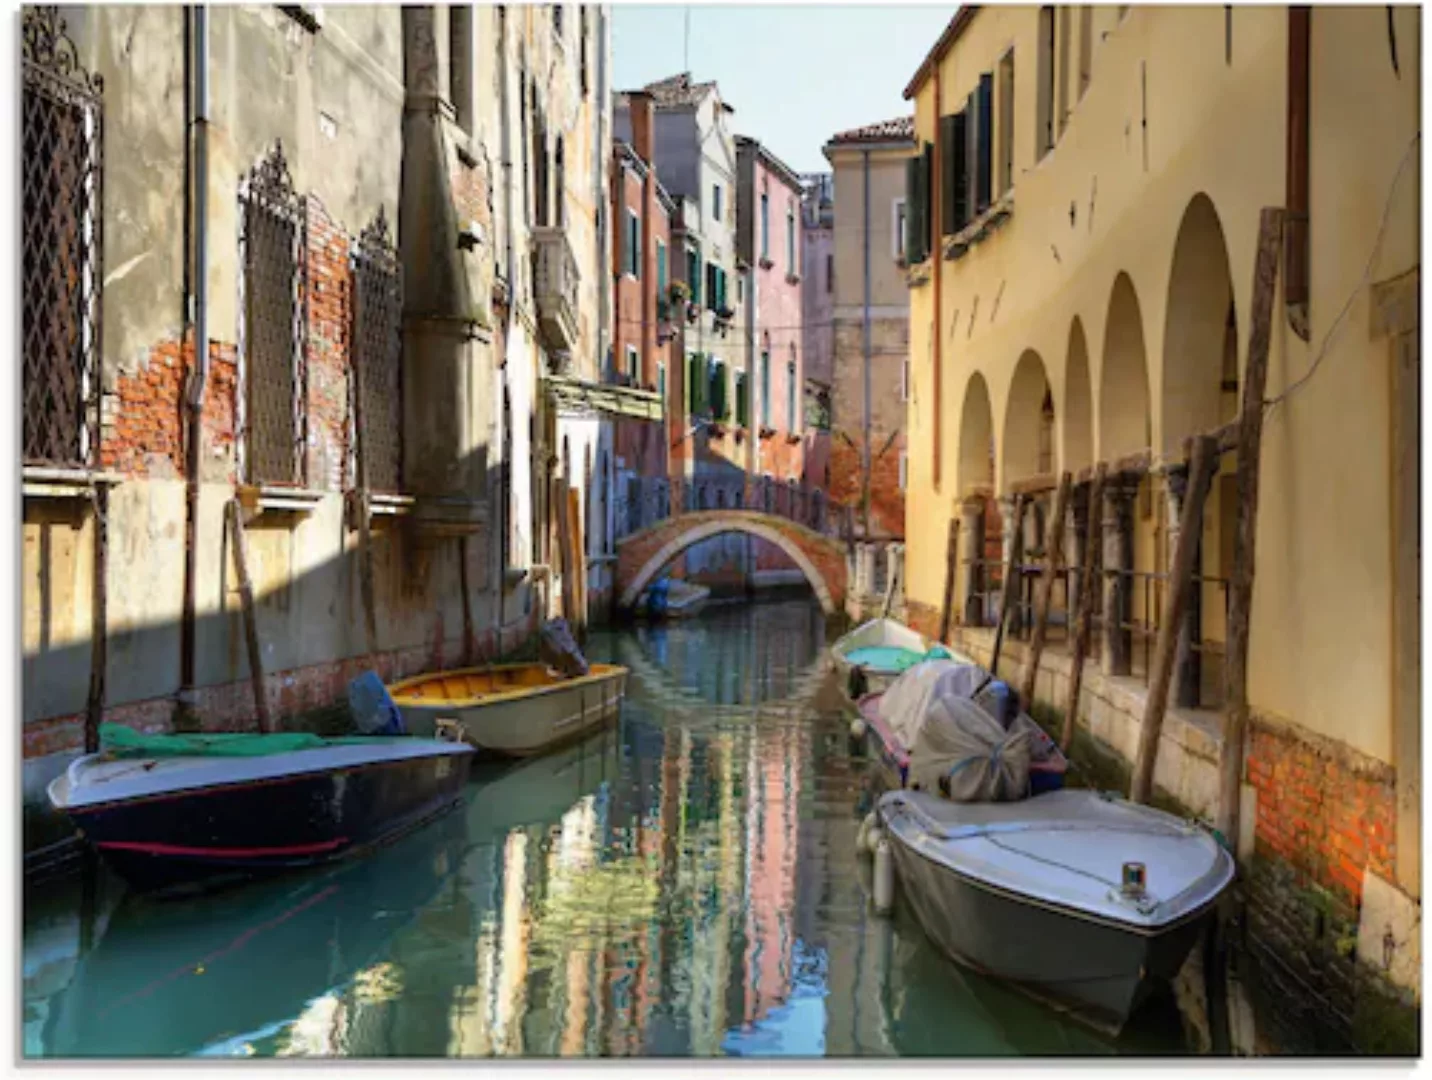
[1062,464,1107,751]
[880,545,900,618]
[937,516,961,643]
[227,499,273,734]
[1183,421,1238,461]
[568,486,587,638]
[988,493,1027,679]
[1019,472,1071,707]
[84,484,109,754]
[556,480,574,625]
[1218,206,1284,844]
[1131,435,1217,804]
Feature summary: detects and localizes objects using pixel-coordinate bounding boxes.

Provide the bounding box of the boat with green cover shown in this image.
[48,723,475,895]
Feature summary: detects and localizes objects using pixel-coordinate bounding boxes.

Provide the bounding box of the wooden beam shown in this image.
[568,486,587,640]
[1183,421,1238,461]
[1131,435,1217,804]
[989,493,1027,679]
[556,480,575,626]
[937,516,961,643]
[227,499,273,734]
[84,484,109,754]
[1020,471,1071,706]
[1218,206,1285,844]
[1062,464,1106,751]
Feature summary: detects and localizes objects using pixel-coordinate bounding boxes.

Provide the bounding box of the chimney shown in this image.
[629,90,655,165]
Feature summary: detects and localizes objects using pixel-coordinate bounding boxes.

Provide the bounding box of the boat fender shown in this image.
[873,837,894,914]
[856,811,877,855]
[850,716,867,740]
[865,824,884,856]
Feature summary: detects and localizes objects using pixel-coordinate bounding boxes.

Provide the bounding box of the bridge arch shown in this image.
[616,511,846,616]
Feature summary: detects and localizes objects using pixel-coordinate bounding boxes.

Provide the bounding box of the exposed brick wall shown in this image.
[305,200,353,492]
[100,336,238,482]
[828,434,905,537]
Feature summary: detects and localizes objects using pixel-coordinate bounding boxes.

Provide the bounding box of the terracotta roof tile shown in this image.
[827,115,915,146]
[642,72,717,107]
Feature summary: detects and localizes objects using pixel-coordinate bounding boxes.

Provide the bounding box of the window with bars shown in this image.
[625,210,640,277]
[760,349,771,427]
[352,208,403,493]
[656,239,667,292]
[786,353,797,432]
[22,7,103,471]
[786,204,796,275]
[240,142,308,487]
[760,193,769,260]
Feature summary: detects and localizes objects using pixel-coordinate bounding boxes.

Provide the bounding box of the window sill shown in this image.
[758,426,777,440]
[785,272,801,286]
[943,191,1015,262]
[239,484,326,517]
[22,466,122,502]
[784,432,802,445]
[905,260,932,288]
[347,491,417,526]
[758,257,775,270]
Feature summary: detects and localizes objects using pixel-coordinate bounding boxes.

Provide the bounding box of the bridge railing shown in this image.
[612,473,842,543]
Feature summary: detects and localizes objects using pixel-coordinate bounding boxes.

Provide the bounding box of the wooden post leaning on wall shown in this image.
[348,335,380,662]
[1062,464,1107,751]
[1217,206,1285,845]
[1020,472,1072,708]
[568,485,587,641]
[1131,435,1217,804]
[937,515,961,643]
[84,485,110,754]
[556,480,574,626]
[989,493,1028,679]
[226,499,273,734]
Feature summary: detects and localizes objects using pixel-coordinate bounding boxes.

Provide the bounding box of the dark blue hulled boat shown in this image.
[47,723,475,895]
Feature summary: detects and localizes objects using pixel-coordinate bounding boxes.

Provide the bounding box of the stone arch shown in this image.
[1001,350,1054,492]
[1098,272,1152,461]
[957,372,995,496]
[1063,318,1094,475]
[618,517,838,615]
[1161,194,1237,454]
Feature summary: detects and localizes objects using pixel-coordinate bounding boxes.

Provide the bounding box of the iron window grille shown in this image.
[237,141,309,487]
[22,6,103,471]
[351,207,403,494]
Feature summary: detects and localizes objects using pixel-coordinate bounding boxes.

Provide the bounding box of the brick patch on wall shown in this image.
[827,437,905,537]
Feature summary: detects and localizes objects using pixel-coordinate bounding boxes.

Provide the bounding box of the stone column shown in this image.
[960,497,986,626]
[1164,464,1203,708]
[1068,482,1090,629]
[1101,476,1136,676]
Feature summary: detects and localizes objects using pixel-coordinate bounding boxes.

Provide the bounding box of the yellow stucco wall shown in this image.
[905,5,1420,764]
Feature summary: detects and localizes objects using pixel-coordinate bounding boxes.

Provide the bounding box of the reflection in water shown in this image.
[23,599,1187,1058]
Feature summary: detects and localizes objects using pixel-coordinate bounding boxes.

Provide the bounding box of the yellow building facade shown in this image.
[901,5,1419,1048]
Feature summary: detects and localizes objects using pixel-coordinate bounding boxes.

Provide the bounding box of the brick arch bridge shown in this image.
[615,510,849,616]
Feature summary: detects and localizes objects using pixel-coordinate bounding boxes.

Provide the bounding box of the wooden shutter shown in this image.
[942,112,969,233]
[921,142,934,260]
[965,89,979,222]
[905,155,921,263]
[976,73,994,213]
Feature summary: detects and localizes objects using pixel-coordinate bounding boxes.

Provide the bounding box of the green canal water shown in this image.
[22,598,1191,1058]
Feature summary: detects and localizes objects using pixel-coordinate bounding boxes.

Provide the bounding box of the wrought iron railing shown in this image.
[22,6,103,470]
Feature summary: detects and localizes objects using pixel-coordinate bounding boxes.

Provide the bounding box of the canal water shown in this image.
[23,597,1191,1058]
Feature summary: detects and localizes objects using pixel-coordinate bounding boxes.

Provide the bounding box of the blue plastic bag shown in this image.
[347,670,407,736]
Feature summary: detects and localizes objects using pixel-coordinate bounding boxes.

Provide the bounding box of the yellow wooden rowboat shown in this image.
[386,663,629,758]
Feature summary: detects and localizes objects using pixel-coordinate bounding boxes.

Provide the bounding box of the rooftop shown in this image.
[616,71,733,113]
[825,115,915,147]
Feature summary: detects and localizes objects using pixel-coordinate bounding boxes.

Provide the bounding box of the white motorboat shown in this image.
[830,617,967,698]
[877,786,1235,1033]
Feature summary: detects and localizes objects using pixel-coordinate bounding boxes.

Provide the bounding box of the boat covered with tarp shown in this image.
[47,723,474,895]
[858,658,1068,798]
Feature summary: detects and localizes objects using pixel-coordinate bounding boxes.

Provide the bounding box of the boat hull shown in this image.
[880,807,1217,1033]
[61,749,473,895]
[396,666,628,757]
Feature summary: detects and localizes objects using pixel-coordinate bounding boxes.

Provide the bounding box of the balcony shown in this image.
[533,226,580,354]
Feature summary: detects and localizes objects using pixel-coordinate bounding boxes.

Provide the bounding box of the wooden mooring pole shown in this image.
[227,499,273,734]
[348,343,380,661]
[1019,472,1071,708]
[937,516,960,644]
[1062,464,1106,751]
[988,493,1027,679]
[1131,435,1217,804]
[1218,206,1284,845]
[84,484,109,754]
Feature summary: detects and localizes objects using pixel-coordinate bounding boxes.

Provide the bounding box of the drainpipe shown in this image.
[496,5,513,647]
[180,4,210,710]
[861,148,872,540]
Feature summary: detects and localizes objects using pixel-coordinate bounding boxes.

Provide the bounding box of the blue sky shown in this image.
[611,5,953,174]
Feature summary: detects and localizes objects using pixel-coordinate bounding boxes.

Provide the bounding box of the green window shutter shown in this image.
[921,142,934,259]
[761,351,771,427]
[688,352,704,414]
[905,156,922,263]
[965,90,979,225]
[688,248,701,304]
[736,371,748,427]
[657,242,668,291]
[787,359,796,430]
[760,195,769,259]
[705,263,717,310]
[976,73,994,213]
[941,113,968,235]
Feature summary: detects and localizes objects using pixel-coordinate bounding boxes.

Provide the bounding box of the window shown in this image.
[686,245,702,303]
[786,203,796,274]
[1037,6,1055,159]
[656,239,668,291]
[736,275,744,305]
[901,142,932,263]
[687,351,704,413]
[998,50,1015,196]
[825,252,834,292]
[579,6,589,95]
[893,198,907,261]
[900,358,910,402]
[1057,6,1072,137]
[939,110,968,234]
[735,369,749,427]
[760,193,769,260]
[22,6,103,470]
[353,209,403,493]
[974,74,993,215]
[704,262,727,312]
[554,136,565,227]
[712,182,722,221]
[899,451,908,491]
[786,352,797,432]
[625,210,640,277]
[658,361,667,403]
[707,357,727,420]
[760,349,771,426]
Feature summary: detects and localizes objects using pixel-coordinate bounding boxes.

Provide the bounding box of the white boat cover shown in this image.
[877,659,1036,801]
